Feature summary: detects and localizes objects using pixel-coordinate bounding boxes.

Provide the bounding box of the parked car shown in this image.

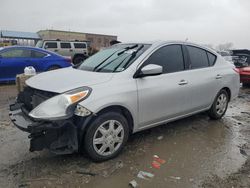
[217,50,234,63]
[9,41,240,161]
[36,40,89,64]
[231,50,250,87]
[233,55,250,87]
[0,46,72,82]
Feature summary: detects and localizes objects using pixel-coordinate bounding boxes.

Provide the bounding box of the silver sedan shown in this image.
[10,41,240,161]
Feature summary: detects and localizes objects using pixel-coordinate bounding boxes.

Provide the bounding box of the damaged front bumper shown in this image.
[9,103,79,154]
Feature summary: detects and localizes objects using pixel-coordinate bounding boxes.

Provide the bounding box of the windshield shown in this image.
[78,44,151,72]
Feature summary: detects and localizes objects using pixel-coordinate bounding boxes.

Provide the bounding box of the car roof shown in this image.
[41,40,88,43]
[120,41,218,55]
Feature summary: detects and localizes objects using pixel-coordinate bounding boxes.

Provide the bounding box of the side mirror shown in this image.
[134,64,163,78]
[44,45,48,49]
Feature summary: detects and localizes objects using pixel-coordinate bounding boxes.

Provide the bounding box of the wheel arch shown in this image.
[77,105,134,152]
[95,105,134,134]
[78,105,134,138]
[221,87,231,101]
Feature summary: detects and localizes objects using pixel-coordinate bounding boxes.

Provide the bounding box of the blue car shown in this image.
[0,46,72,82]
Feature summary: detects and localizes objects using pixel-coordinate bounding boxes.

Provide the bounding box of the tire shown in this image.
[73,56,85,65]
[208,89,229,120]
[48,66,60,71]
[84,112,129,161]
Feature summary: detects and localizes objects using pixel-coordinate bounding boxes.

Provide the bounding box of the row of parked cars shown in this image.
[9,41,240,161]
[0,40,91,82]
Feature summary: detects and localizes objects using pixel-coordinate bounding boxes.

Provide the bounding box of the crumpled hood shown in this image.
[26,67,113,93]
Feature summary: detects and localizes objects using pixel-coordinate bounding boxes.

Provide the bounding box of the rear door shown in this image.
[73,42,88,56]
[136,44,193,128]
[59,42,73,57]
[184,45,220,111]
[28,50,49,72]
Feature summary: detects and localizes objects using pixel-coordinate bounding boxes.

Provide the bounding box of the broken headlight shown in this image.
[29,87,91,120]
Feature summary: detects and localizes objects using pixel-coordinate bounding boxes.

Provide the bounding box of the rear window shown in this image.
[74,43,87,49]
[187,46,209,69]
[207,52,216,66]
[60,43,71,49]
[45,42,57,49]
[31,50,47,58]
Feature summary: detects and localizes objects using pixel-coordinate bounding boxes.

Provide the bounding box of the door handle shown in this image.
[216,74,223,79]
[69,49,73,52]
[178,80,188,85]
[54,49,58,52]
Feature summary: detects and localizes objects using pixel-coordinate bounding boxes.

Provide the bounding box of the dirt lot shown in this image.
[0,84,249,188]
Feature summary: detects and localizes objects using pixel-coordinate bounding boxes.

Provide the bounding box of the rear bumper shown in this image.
[240,74,250,83]
[9,103,78,154]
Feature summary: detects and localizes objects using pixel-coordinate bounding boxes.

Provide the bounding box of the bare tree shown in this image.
[216,42,234,51]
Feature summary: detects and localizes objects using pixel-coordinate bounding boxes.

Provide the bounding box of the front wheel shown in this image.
[208,89,229,120]
[84,112,129,161]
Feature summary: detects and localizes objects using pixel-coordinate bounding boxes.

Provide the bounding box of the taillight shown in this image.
[64,57,72,64]
[233,68,240,73]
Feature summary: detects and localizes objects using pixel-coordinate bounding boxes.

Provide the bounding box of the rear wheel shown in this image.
[73,55,85,65]
[84,112,129,161]
[208,89,229,120]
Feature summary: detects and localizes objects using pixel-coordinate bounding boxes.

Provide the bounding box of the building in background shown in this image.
[37,30,117,50]
[0,30,41,47]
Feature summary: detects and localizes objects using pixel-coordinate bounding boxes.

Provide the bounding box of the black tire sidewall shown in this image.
[209,90,229,119]
[73,56,85,65]
[84,112,129,162]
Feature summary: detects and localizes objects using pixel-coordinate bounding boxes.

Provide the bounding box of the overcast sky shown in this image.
[1,0,250,48]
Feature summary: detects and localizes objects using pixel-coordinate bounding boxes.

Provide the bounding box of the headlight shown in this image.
[29,87,91,120]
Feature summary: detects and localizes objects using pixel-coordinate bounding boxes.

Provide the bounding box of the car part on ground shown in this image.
[9,41,240,161]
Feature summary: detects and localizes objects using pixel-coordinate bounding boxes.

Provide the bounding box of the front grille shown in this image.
[17,87,57,112]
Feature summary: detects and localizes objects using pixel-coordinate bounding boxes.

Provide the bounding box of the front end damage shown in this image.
[9,87,91,154]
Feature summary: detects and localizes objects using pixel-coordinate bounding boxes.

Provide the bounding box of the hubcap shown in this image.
[216,93,228,115]
[93,120,124,156]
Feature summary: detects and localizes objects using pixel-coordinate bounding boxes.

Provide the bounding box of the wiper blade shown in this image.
[117,44,138,56]
[93,45,138,72]
[113,44,144,72]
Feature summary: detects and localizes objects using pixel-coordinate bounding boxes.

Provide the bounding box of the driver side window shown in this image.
[143,44,185,74]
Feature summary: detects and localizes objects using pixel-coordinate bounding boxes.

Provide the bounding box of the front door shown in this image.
[136,44,192,129]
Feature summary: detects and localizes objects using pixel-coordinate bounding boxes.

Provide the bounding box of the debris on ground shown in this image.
[102,160,124,177]
[153,155,166,164]
[137,171,154,180]
[129,180,138,187]
[151,155,166,169]
[76,169,98,176]
[151,160,161,169]
[169,176,181,180]
[157,136,164,140]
